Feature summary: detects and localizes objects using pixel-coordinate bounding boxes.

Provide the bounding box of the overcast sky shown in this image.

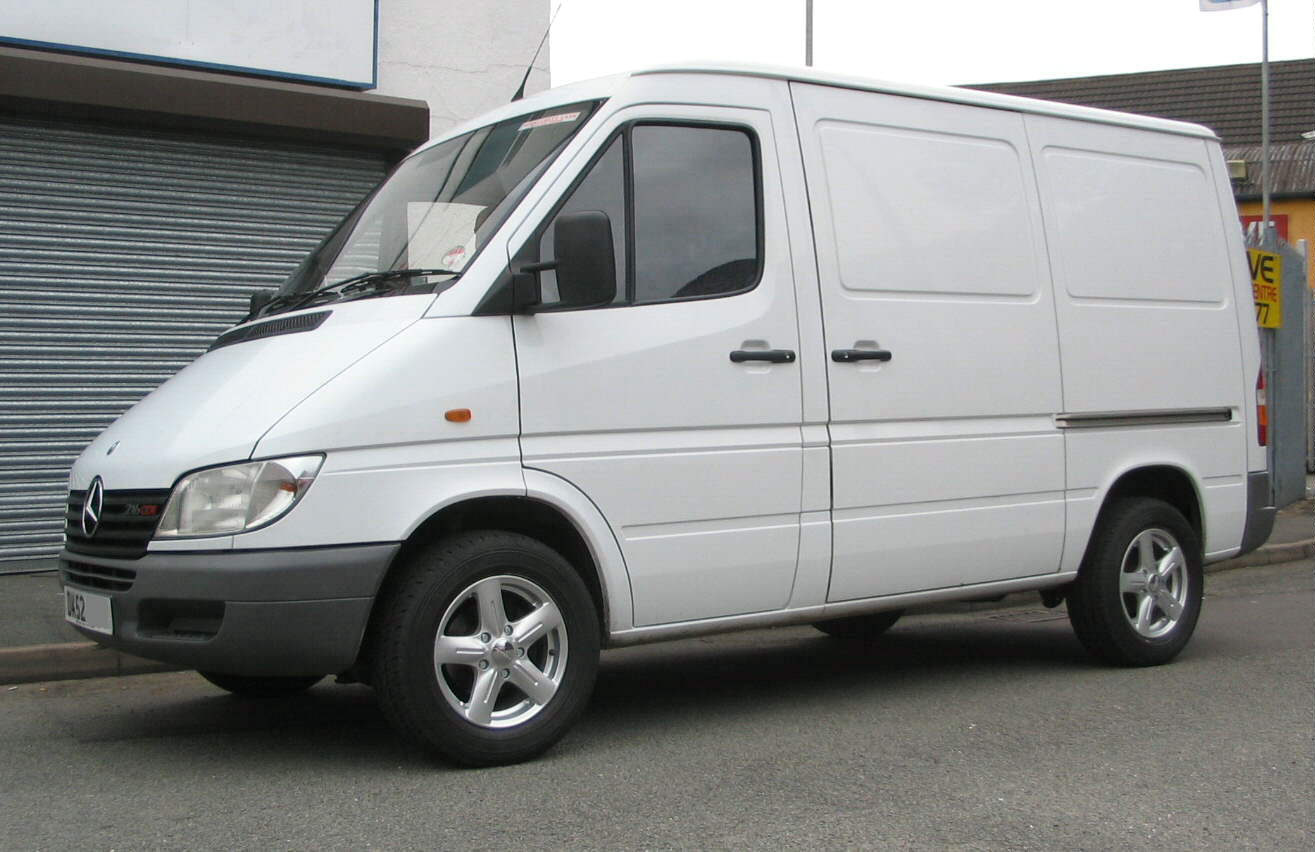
[550,0,1315,87]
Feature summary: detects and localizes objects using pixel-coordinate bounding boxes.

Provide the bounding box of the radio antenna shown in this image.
[512,2,563,102]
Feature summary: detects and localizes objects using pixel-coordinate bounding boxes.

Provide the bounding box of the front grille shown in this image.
[62,560,137,592]
[65,488,170,560]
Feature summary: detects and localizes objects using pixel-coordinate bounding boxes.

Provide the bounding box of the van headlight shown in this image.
[155,455,324,538]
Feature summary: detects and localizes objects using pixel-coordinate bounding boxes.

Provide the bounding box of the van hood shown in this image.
[70,296,433,491]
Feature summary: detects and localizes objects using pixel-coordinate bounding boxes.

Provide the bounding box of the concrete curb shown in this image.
[2,540,1311,686]
[1204,538,1314,573]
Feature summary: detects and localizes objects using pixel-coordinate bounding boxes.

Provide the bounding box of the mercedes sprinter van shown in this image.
[61,64,1275,765]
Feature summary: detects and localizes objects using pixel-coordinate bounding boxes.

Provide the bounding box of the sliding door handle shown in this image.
[730,349,796,364]
[831,348,892,363]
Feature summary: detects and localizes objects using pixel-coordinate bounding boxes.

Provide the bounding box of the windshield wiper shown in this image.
[336,268,462,296]
[258,268,461,318]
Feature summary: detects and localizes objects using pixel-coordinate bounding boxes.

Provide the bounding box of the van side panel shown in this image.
[1025,115,1248,561]
[790,83,1067,601]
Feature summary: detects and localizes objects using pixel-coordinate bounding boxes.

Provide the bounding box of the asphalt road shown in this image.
[3,561,1311,851]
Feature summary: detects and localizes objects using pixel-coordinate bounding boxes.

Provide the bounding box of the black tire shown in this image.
[371,531,600,767]
[1067,497,1203,667]
[813,609,903,640]
[198,671,322,698]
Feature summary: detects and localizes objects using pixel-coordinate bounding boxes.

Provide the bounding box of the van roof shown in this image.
[423,62,1217,153]
[635,62,1219,140]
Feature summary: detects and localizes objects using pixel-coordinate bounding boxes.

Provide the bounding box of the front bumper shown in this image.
[59,543,399,677]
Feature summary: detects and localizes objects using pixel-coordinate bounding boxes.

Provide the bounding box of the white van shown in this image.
[61,64,1274,766]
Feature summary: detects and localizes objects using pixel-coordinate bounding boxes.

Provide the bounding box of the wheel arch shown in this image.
[360,477,633,677]
[1088,464,1204,560]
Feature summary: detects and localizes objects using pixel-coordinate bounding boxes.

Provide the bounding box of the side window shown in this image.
[535,121,760,309]
[631,125,759,302]
[539,137,627,305]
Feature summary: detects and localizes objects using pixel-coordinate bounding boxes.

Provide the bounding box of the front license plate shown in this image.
[64,586,113,635]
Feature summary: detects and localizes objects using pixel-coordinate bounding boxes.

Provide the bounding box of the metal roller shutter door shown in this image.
[0,115,389,567]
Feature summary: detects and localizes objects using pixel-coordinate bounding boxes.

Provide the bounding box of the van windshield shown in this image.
[264,100,600,316]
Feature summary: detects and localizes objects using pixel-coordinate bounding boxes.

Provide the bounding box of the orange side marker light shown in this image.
[445,408,472,423]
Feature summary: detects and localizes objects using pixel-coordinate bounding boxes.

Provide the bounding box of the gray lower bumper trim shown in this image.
[59,543,399,677]
[1237,470,1276,557]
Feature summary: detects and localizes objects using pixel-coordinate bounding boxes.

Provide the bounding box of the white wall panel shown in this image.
[0,0,376,87]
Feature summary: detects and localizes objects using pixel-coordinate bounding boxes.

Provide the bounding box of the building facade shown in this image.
[0,1,549,566]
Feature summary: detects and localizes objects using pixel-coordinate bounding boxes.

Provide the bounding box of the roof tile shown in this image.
[968,59,1314,147]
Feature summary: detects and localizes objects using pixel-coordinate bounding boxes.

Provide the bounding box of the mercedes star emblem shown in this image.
[82,476,104,538]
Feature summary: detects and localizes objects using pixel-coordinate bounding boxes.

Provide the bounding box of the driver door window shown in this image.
[632,124,759,302]
[538,123,761,307]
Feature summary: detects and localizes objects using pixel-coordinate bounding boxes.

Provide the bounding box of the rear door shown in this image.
[791,83,1067,601]
[510,99,805,627]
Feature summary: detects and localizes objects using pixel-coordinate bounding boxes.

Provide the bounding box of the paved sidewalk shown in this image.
[1,493,1310,685]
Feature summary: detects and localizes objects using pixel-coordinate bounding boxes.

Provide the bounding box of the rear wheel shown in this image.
[198,671,322,698]
[371,531,600,766]
[1067,498,1203,666]
[813,609,903,640]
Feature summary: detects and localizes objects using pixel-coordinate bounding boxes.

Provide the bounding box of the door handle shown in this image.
[831,348,892,363]
[729,349,796,364]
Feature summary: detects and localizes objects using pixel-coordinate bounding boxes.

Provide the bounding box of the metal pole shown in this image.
[1261,0,1272,245]
[1301,239,1314,476]
[806,0,813,67]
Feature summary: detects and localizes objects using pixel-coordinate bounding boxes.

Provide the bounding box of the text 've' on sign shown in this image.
[1247,249,1282,328]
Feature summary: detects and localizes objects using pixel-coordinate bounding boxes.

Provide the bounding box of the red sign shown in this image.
[1240,214,1289,242]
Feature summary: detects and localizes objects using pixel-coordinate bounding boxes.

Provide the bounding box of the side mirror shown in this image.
[513,211,617,313]
[554,210,616,309]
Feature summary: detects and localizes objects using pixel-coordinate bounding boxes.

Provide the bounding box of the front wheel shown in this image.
[371,531,600,766]
[1066,498,1203,667]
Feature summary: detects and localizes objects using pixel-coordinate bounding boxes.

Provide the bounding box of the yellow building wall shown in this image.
[1237,198,1315,290]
